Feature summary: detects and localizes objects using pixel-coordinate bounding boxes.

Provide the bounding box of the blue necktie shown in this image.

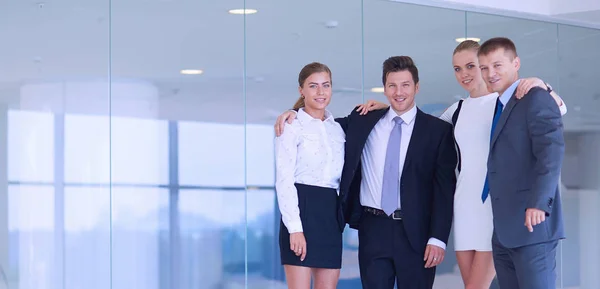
[381,116,403,215]
[481,99,504,203]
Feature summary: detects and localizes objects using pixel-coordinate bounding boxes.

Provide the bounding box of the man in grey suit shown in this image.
[477,37,565,289]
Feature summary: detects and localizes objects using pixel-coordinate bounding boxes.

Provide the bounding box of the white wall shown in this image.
[439,0,552,15]
[549,0,600,15]
[398,0,600,19]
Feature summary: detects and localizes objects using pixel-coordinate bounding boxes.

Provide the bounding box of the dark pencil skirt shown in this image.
[279,183,343,269]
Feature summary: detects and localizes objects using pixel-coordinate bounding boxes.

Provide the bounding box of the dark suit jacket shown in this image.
[334,107,457,253]
[487,87,566,248]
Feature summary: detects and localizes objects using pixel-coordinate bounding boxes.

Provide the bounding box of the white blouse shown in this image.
[274,108,346,233]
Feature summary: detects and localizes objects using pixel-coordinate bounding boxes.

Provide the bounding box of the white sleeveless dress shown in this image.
[440,93,498,251]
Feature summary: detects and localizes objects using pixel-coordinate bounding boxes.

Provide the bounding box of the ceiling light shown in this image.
[370,87,384,93]
[228,8,258,15]
[455,37,481,43]
[180,69,203,75]
[324,20,339,28]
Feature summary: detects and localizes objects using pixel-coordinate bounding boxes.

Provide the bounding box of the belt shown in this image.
[363,207,403,220]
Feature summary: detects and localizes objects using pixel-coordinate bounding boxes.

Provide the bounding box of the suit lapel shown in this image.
[362,107,389,140]
[355,107,388,157]
[401,109,425,175]
[490,94,518,148]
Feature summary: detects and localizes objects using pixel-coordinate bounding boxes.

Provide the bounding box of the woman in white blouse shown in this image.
[275,62,347,289]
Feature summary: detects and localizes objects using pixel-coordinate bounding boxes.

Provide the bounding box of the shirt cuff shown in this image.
[285,220,303,234]
[558,102,567,115]
[427,237,446,250]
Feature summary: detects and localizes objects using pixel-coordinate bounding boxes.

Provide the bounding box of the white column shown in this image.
[577,133,600,289]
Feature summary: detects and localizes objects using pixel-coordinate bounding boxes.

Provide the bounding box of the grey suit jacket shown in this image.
[487,86,565,248]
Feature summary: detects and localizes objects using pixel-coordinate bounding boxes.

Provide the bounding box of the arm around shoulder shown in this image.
[526,89,565,215]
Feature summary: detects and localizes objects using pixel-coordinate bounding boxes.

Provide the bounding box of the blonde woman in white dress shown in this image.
[358,40,567,289]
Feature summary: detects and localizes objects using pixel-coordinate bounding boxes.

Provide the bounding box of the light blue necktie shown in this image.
[482,99,504,203]
[381,116,403,216]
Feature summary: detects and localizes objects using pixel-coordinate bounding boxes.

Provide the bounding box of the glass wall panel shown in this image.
[0,0,111,288]
[110,0,246,287]
[556,24,600,289]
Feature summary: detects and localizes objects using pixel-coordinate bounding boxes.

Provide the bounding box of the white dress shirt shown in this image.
[274,108,346,233]
[360,104,446,249]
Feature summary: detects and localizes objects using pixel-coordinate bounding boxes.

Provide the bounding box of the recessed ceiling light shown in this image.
[455,37,481,43]
[180,69,203,75]
[370,87,384,93]
[228,8,258,15]
[324,20,339,28]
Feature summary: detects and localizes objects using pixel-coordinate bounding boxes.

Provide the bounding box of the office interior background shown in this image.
[0,0,599,288]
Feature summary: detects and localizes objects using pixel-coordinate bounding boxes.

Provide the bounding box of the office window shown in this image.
[178,189,244,287]
[63,186,110,289]
[64,114,110,184]
[246,125,275,187]
[64,114,169,185]
[7,185,55,289]
[178,122,245,187]
[7,110,54,183]
[64,186,169,289]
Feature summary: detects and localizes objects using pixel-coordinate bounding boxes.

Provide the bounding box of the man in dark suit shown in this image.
[275,56,457,288]
[477,37,565,289]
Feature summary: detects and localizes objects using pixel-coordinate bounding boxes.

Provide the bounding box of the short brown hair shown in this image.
[293,62,332,110]
[382,56,419,85]
[477,37,518,59]
[453,40,480,55]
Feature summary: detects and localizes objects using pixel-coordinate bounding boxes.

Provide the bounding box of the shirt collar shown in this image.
[297,108,335,124]
[384,103,417,125]
[499,79,521,106]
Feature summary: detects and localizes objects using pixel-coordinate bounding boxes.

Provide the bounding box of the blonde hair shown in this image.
[453,40,480,55]
[293,62,332,110]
